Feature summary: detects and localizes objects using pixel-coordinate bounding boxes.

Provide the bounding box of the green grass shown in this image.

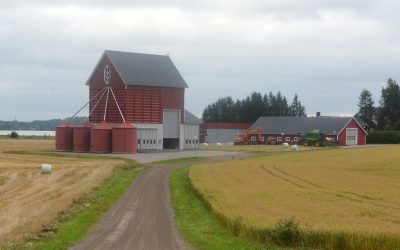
[0,135,55,140]
[169,167,281,250]
[3,150,122,161]
[154,156,204,164]
[2,160,146,250]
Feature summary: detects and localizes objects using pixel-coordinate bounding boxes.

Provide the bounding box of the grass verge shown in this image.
[2,160,145,250]
[154,156,204,164]
[169,167,280,250]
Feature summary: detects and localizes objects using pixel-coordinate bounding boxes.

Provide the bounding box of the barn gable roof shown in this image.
[86,50,188,88]
[184,110,203,125]
[251,116,366,135]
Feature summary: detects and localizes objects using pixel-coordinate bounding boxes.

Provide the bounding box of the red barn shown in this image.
[250,116,368,146]
[86,50,198,150]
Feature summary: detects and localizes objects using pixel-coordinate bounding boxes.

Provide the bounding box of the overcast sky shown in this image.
[1,0,399,121]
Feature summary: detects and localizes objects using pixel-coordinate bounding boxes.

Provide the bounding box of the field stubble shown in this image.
[0,140,123,245]
[189,146,400,249]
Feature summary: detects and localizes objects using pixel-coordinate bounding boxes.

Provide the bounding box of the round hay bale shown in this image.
[291,145,300,151]
[41,164,52,174]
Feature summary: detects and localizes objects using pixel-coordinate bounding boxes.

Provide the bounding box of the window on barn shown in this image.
[277,137,282,141]
[285,137,290,142]
[294,137,299,142]
[251,136,256,141]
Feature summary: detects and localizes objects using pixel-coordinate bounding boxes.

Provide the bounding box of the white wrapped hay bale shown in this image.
[282,143,289,148]
[41,164,52,174]
[291,145,299,151]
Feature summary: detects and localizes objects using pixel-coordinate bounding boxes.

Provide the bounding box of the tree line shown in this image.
[202,91,306,123]
[0,117,87,131]
[358,78,400,130]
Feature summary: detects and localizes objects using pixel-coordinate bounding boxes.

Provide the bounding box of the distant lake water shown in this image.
[0,130,55,136]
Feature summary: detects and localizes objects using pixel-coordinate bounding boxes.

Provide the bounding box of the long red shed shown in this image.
[250,116,368,146]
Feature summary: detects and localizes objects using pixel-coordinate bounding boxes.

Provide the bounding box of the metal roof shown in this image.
[251,116,356,135]
[88,50,188,88]
[204,122,251,129]
[184,110,203,125]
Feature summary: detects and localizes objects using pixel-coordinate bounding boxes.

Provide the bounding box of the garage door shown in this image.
[137,128,157,150]
[346,128,357,145]
[163,110,179,138]
[206,129,241,143]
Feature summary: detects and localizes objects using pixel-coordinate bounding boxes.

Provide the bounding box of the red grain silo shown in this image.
[90,121,112,153]
[73,123,92,152]
[55,122,73,151]
[112,123,137,153]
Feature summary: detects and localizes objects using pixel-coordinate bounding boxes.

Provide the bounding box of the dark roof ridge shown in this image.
[86,50,188,89]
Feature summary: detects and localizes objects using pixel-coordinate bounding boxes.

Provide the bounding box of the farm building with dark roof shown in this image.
[251,116,368,146]
[85,50,200,150]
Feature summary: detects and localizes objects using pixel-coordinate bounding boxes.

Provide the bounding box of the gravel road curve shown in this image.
[70,163,188,250]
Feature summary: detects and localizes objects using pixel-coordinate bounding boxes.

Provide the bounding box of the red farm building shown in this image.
[250,116,368,146]
[85,50,201,150]
[56,50,203,152]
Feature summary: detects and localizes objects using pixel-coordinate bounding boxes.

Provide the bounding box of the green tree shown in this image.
[289,94,306,117]
[357,89,375,128]
[378,78,400,130]
[202,96,237,122]
[202,91,307,123]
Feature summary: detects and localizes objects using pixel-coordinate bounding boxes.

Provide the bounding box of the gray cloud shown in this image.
[0,1,399,121]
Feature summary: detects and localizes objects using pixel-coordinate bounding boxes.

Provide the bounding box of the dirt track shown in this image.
[70,163,187,250]
[71,154,249,250]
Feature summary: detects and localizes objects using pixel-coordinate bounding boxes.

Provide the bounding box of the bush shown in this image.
[268,217,303,247]
[10,131,19,139]
[367,131,400,144]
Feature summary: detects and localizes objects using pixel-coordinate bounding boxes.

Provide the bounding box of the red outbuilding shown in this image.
[250,115,368,146]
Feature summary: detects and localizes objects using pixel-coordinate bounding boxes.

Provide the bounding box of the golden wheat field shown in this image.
[189,146,400,247]
[0,139,122,245]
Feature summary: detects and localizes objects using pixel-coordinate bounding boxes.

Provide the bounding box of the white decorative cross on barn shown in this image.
[104,65,111,85]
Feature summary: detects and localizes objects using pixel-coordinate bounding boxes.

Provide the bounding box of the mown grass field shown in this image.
[0,139,136,247]
[189,146,400,250]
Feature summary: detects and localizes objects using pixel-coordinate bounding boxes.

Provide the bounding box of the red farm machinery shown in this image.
[234,127,262,145]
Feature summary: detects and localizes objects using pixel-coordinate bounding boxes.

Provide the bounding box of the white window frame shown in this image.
[285,137,290,142]
[251,136,256,142]
[294,137,299,142]
[277,137,282,141]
